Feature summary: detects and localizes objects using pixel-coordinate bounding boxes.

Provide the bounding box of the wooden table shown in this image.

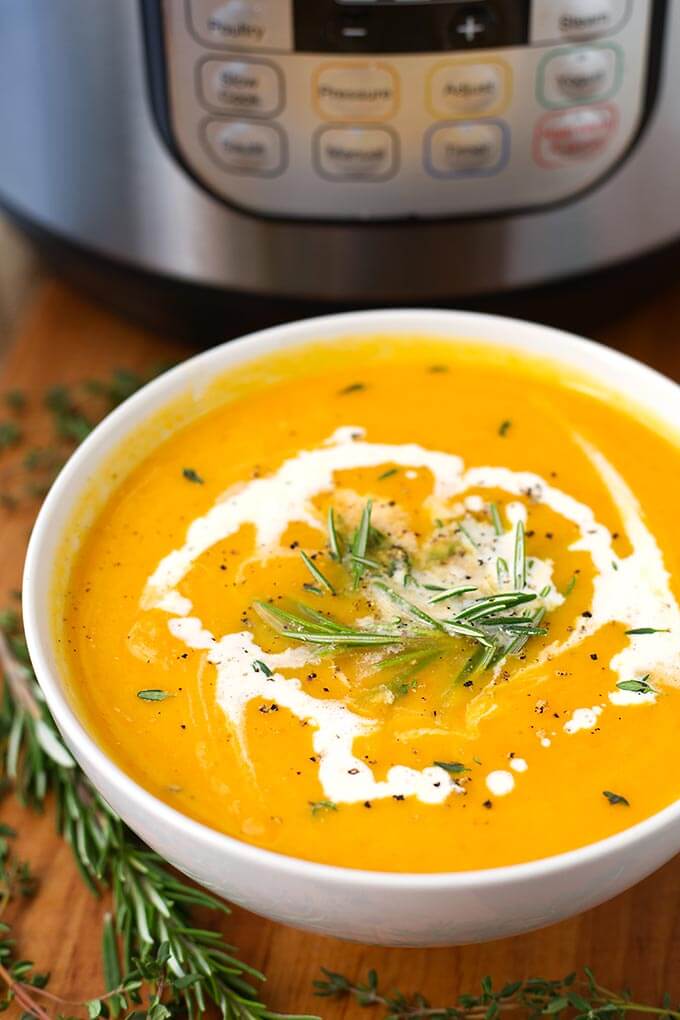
[3,277,680,1016]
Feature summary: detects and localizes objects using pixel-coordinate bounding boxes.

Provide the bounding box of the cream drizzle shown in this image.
[143,426,680,806]
[563,706,603,735]
[486,770,515,796]
[168,618,462,805]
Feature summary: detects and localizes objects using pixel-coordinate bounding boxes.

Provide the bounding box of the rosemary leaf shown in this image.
[427,585,477,605]
[300,550,335,595]
[625,627,670,635]
[489,503,503,536]
[351,500,373,590]
[513,520,526,590]
[373,581,445,630]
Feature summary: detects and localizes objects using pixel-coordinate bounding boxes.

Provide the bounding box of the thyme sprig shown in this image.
[314,967,680,1020]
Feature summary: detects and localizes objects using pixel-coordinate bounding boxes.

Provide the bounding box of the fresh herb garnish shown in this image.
[44,384,93,442]
[4,389,26,412]
[427,585,477,605]
[457,521,479,549]
[375,647,440,699]
[253,600,400,646]
[496,557,509,584]
[513,520,526,589]
[136,689,173,702]
[326,505,343,560]
[489,502,503,536]
[252,659,273,677]
[314,966,679,1020]
[616,675,654,694]
[338,382,366,395]
[350,499,373,590]
[603,790,630,806]
[450,591,537,622]
[0,614,306,1018]
[182,467,204,484]
[625,627,670,635]
[309,800,338,816]
[498,419,512,437]
[378,467,399,480]
[433,761,469,774]
[564,574,577,597]
[457,641,497,683]
[0,421,22,450]
[300,550,335,595]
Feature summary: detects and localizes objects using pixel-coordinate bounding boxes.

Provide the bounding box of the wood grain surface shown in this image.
[2,278,680,1016]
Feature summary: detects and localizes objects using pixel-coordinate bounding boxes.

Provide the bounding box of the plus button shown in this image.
[449,6,498,48]
[456,15,485,43]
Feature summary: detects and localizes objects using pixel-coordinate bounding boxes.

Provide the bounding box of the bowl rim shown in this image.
[22,306,680,891]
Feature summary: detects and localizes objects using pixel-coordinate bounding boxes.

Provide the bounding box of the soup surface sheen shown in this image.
[60,336,680,872]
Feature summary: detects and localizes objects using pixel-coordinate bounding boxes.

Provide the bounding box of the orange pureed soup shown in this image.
[59,336,680,872]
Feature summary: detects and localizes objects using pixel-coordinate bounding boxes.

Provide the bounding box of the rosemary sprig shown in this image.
[449,592,538,623]
[491,606,547,666]
[253,600,401,646]
[373,583,492,646]
[0,615,317,1019]
[314,966,680,1020]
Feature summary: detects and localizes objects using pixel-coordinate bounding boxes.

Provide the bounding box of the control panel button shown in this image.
[539,45,620,107]
[534,104,618,166]
[530,0,629,44]
[203,119,286,175]
[425,121,508,177]
[428,60,509,118]
[314,126,397,180]
[448,5,501,48]
[558,0,615,38]
[199,59,283,116]
[313,64,398,121]
[188,0,293,51]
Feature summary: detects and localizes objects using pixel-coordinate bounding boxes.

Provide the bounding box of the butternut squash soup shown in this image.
[59,337,680,873]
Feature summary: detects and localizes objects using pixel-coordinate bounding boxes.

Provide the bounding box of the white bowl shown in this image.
[23,309,680,947]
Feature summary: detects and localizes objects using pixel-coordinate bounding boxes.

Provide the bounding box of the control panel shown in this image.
[151,0,657,220]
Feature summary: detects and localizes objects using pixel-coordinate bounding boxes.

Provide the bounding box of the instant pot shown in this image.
[0,0,677,317]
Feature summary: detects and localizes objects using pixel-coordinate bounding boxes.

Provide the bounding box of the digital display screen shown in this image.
[296,1,530,53]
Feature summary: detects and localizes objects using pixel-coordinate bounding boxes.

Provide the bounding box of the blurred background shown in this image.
[1,0,679,349]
